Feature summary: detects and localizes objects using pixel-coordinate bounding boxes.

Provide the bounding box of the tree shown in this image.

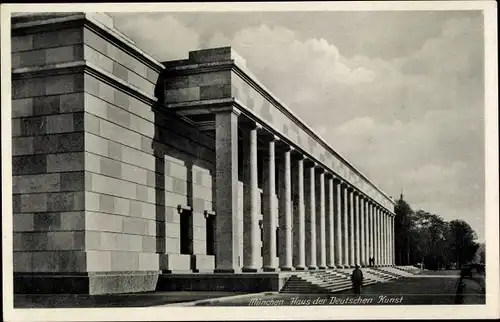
[394,194,415,265]
[393,193,480,269]
[448,220,480,267]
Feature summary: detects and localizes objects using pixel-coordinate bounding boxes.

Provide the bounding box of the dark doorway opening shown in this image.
[180,210,193,255]
[206,214,215,256]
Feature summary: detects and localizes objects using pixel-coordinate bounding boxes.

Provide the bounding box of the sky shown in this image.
[109,10,485,242]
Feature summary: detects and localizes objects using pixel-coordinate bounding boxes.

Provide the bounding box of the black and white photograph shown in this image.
[1,2,498,321]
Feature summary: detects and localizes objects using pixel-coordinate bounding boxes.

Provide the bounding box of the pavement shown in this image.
[13,269,486,308]
[457,272,486,304]
[188,269,485,306]
[14,291,247,308]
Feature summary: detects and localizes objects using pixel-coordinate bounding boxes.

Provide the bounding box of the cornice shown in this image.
[12,60,158,108]
[11,12,165,73]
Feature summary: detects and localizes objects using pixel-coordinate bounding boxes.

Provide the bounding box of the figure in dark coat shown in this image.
[351,265,364,295]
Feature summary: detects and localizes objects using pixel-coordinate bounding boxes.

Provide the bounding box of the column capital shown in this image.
[304,158,317,168]
[291,150,305,160]
[276,143,294,153]
[259,130,280,142]
[324,171,337,180]
[239,118,262,131]
[314,166,325,174]
[332,176,343,184]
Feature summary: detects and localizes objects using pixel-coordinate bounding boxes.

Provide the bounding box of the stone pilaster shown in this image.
[214,108,241,273]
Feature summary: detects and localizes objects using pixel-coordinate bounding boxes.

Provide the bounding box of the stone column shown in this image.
[373,206,379,267]
[386,212,390,266]
[367,200,373,266]
[354,191,361,266]
[374,204,379,266]
[377,207,382,267]
[334,179,343,268]
[278,145,293,271]
[380,210,384,266]
[242,122,261,272]
[387,213,392,266]
[262,135,278,271]
[342,184,350,267]
[326,174,335,268]
[391,214,395,266]
[305,161,317,269]
[293,154,306,270]
[359,195,366,267]
[348,188,355,267]
[214,108,241,273]
[316,168,327,269]
[382,209,387,266]
[363,198,369,266]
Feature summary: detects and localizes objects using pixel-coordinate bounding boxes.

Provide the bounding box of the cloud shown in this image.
[110,13,484,241]
[110,13,200,60]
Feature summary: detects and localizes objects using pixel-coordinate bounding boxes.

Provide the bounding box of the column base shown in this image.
[294,266,307,271]
[263,267,279,272]
[318,265,327,269]
[242,267,260,273]
[214,269,241,273]
[327,265,336,269]
[279,267,295,271]
[307,266,318,270]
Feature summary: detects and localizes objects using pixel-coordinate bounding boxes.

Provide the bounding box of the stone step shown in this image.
[371,267,402,278]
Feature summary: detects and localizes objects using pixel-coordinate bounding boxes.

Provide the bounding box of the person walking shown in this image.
[351,264,364,295]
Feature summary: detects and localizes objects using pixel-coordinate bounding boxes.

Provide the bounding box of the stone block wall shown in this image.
[12,23,87,290]
[11,13,217,294]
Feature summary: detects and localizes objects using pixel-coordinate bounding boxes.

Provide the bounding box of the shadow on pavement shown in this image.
[14,292,247,308]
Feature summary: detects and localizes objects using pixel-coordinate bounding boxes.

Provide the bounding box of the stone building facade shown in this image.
[11,13,396,295]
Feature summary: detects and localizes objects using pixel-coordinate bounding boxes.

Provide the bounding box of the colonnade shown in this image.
[214,108,395,273]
